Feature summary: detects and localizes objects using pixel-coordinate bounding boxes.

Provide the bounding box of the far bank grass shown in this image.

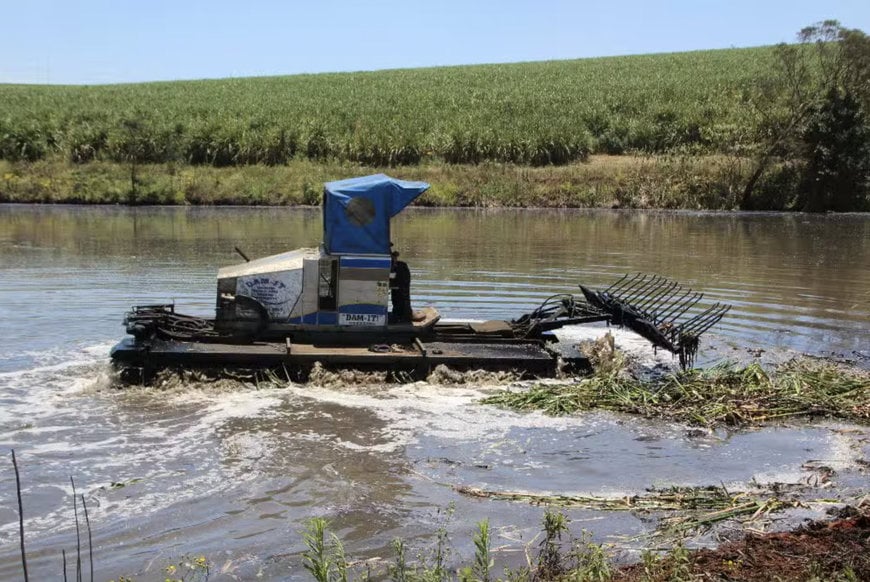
[483,359,870,427]
[0,155,800,210]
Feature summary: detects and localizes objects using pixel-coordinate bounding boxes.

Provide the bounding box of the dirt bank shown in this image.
[617,505,870,581]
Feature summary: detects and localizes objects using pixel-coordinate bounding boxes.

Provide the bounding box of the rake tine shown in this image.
[650,289,696,323]
[622,275,660,301]
[684,315,727,338]
[699,307,731,331]
[603,273,633,293]
[656,292,703,325]
[610,273,650,299]
[677,307,725,336]
[636,279,679,306]
[654,290,691,319]
[631,278,665,300]
[679,303,725,328]
[620,275,663,304]
[612,273,645,293]
[681,305,731,336]
[634,280,680,311]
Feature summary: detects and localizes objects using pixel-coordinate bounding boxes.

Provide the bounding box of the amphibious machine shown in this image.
[111,175,730,380]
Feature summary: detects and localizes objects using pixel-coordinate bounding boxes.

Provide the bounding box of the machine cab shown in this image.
[214,175,434,335]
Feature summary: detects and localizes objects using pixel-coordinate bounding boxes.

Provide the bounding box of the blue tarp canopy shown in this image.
[323,174,430,255]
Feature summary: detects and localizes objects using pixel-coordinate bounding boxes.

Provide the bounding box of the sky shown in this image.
[1,0,869,85]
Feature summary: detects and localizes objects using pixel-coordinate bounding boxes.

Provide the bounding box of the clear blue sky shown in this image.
[1,0,868,85]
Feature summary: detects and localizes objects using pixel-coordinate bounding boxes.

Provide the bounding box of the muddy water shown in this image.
[0,205,868,580]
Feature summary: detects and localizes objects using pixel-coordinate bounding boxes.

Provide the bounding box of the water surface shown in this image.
[0,205,868,579]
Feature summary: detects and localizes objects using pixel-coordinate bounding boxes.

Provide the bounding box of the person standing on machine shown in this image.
[390,248,413,323]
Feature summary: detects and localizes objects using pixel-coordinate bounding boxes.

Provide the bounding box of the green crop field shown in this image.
[0,46,776,167]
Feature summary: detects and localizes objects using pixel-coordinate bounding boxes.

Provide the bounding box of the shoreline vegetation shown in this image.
[297,506,870,582]
[2,22,868,211]
[0,155,800,209]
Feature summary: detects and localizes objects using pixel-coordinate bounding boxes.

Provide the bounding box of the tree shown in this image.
[741,20,870,211]
[800,87,870,211]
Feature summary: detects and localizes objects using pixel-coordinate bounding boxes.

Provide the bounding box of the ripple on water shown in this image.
[1,207,869,578]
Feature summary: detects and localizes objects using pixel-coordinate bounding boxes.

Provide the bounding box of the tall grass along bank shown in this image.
[0,155,799,209]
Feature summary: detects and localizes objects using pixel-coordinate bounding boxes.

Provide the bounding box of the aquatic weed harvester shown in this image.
[111,175,730,381]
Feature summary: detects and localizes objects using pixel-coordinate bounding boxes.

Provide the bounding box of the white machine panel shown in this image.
[236,269,302,319]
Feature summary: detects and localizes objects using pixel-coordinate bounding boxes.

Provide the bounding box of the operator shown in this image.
[390,248,413,324]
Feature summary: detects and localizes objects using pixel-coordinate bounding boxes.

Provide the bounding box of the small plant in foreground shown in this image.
[569,531,612,582]
[459,519,492,582]
[535,509,569,580]
[390,538,409,582]
[302,517,348,582]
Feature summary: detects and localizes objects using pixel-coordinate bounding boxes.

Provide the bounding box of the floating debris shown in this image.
[453,484,811,539]
[482,358,870,427]
[426,364,520,385]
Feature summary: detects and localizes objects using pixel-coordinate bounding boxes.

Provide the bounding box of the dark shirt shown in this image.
[390,260,412,322]
[393,261,410,289]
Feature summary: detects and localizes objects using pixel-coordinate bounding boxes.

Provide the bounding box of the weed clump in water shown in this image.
[427,364,520,385]
[577,332,628,378]
[307,362,391,387]
[482,358,870,427]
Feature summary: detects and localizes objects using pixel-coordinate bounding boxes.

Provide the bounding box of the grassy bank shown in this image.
[3,42,867,210]
[0,155,800,209]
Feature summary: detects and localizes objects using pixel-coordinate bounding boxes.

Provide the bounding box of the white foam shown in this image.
[554,324,675,368]
[285,380,590,454]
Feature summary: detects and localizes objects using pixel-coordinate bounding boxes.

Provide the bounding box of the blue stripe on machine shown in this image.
[288,312,338,325]
[318,312,338,325]
[288,313,316,324]
[339,257,391,269]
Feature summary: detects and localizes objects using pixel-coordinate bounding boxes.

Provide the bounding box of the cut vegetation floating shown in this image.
[454,484,810,539]
[482,357,870,428]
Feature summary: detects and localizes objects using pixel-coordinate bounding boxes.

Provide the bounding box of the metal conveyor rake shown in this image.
[580,273,731,369]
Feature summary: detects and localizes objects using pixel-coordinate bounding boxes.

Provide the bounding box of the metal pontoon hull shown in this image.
[110,333,576,380]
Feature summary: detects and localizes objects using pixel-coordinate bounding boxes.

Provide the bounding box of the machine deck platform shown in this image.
[110,335,564,379]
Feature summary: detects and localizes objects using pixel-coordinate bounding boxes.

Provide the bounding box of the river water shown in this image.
[0,205,868,580]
